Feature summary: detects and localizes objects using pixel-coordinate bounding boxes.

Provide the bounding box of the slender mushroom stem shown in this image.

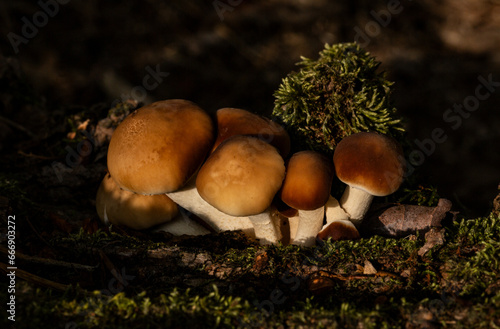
[103,204,110,226]
[291,207,325,247]
[166,176,255,237]
[324,195,349,225]
[339,185,374,227]
[287,215,299,243]
[248,208,282,245]
[319,195,355,238]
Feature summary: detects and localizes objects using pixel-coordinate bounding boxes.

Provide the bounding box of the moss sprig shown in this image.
[272,42,405,154]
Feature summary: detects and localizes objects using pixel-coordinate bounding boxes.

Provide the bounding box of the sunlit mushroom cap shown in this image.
[96,173,178,230]
[213,107,290,157]
[333,132,405,196]
[196,135,285,216]
[317,220,360,241]
[279,150,334,210]
[107,99,215,195]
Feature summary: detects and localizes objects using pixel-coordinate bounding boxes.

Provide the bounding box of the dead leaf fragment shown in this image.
[418,227,446,256]
[363,260,378,275]
[252,250,269,272]
[360,199,455,238]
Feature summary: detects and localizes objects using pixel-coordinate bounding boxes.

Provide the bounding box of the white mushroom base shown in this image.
[249,208,283,245]
[155,210,212,236]
[325,195,349,224]
[290,207,325,247]
[339,185,374,227]
[166,178,255,238]
[287,216,299,243]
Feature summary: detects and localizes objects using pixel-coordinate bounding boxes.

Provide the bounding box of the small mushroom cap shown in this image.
[317,220,360,241]
[333,132,405,196]
[107,99,215,195]
[213,108,291,157]
[196,135,285,216]
[279,150,334,210]
[96,173,178,230]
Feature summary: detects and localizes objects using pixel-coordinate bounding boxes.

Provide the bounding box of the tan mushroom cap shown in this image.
[333,132,405,196]
[96,173,178,230]
[317,220,360,241]
[213,108,290,157]
[196,135,285,216]
[107,99,215,195]
[279,150,334,210]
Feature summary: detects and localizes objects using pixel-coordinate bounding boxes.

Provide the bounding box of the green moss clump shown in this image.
[444,214,500,297]
[396,185,441,207]
[272,42,404,154]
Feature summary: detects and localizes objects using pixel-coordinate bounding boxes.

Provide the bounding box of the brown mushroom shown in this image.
[316,195,356,241]
[278,150,334,246]
[196,136,286,245]
[106,99,253,234]
[96,173,179,230]
[333,132,405,227]
[213,107,290,157]
[317,219,360,241]
[107,99,215,195]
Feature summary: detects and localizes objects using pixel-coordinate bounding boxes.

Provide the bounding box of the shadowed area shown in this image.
[1,0,498,217]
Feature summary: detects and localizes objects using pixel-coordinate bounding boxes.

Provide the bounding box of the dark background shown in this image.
[1,0,499,217]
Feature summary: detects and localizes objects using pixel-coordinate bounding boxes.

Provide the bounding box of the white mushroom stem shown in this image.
[325,195,350,225]
[291,207,325,247]
[339,185,374,227]
[166,177,255,237]
[248,208,282,245]
[103,204,110,226]
[320,195,352,235]
[287,215,299,243]
[155,209,211,236]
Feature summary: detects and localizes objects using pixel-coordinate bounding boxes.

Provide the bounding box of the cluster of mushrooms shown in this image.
[96,99,406,247]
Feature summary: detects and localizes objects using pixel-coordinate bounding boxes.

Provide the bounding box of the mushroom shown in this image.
[278,150,334,247]
[316,195,359,241]
[107,99,215,195]
[333,132,405,227]
[96,172,179,230]
[196,135,286,245]
[324,195,350,223]
[274,202,299,246]
[106,99,253,234]
[168,107,291,237]
[317,219,360,242]
[213,107,291,157]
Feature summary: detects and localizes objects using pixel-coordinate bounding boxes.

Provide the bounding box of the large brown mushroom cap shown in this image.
[196,135,285,216]
[279,150,334,210]
[96,173,178,230]
[213,108,290,157]
[333,132,405,196]
[107,99,215,195]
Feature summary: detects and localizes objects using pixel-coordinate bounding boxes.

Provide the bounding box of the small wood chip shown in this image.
[418,227,446,256]
[363,260,378,275]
